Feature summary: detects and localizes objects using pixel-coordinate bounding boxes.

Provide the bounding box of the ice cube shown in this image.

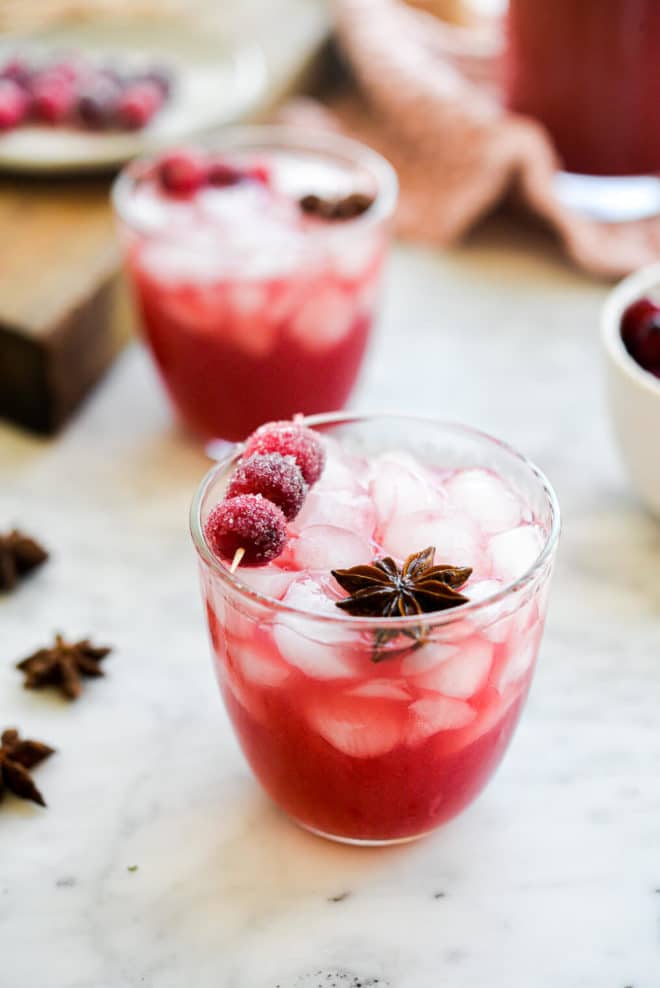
[406,696,476,745]
[488,524,544,584]
[330,229,379,280]
[445,469,522,535]
[292,489,376,540]
[347,680,411,701]
[315,440,369,494]
[228,639,291,688]
[416,640,493,699]
[291,525,372,571]
[495,638,538,692]
[369,451,442,529]
[382,510,479,566]
[236,567,296,601]
[307,692,405,757]
[289,286,356,350]
[400,641,458,676]
[273,579,356,680]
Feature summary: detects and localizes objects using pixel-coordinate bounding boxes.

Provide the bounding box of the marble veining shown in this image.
[1,216,659,987]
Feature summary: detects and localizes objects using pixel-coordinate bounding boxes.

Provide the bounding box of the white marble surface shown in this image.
[2,216,660,987]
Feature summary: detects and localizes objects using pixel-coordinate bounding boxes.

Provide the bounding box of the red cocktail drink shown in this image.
[113,130,397,441]
[191,415,559,844]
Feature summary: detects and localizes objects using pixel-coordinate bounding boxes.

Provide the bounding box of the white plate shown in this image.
[0,18,266,173]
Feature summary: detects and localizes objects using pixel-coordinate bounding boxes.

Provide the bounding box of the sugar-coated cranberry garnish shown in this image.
[621,296,660,373]
[205,494,287,567]
[227,453,307,521]
[207,158,243,187]
[0,79,28,129]
[31,74,76,123]
[116,80,163,129]
[158,149,208,196]
[243,421,326,486]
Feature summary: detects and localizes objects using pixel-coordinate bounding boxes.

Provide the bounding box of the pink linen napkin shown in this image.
[279,0,660,279]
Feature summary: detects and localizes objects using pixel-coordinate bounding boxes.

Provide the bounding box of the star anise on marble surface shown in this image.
[299,191,374,220]
[0,529,48,591]
[0,728,55,807]
[17,634,112,700]
[332,546,471,662]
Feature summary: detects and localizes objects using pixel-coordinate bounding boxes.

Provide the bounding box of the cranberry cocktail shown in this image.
[191,415,559,844]
[113,129,397,441]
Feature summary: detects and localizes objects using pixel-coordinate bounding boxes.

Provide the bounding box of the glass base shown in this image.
[298,820,434,846]
[554,171,660,222]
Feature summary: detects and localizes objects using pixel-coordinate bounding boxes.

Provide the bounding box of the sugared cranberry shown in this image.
[207,158,243,187]
[116,81,163,129]
[227,453,307,521]
[621,296,660,372]
[243,421,325,486]
[77,77,121,128]
[158,149,208,196]
[205,494,287,567]
[0,79,29,129]
[31,74,76,123]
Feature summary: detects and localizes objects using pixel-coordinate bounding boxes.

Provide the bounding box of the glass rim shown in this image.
[189,412,561,631]
[110,124,399,239]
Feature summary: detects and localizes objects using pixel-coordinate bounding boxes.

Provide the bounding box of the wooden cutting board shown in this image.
[0,175,121,434]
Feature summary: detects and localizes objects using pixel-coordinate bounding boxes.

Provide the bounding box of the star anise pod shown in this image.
[0,728,55,807]
[17,634,112,700]
[0,529,48,591]
[299,192,374,221]
[332,546,471,662]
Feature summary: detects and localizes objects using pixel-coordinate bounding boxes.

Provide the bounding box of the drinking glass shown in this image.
[112,127,397,442]
[190,413,560,845]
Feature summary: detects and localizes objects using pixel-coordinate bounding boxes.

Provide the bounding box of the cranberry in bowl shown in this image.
[602,262,660,516]
[112,128,397,442]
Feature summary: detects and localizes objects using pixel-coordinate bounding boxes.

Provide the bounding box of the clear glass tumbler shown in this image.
[112,127,397,442]
[190,414,560,845]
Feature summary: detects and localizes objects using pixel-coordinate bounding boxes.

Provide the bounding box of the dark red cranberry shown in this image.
[0,79,29,129]
[205,494,287,567]
[243,421,325,486]
[31,73,76,123]
[116,81,163,129]
[77,77,121,128]
[621,296,660,372]
[207,158,243,187]
[0,57,32,89]
[158,149,208,196]
[227,453,307,520]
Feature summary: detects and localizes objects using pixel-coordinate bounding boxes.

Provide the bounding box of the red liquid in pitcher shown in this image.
[505,0,660,176]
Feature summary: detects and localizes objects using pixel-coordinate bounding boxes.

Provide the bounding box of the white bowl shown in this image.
[602,262,660,516]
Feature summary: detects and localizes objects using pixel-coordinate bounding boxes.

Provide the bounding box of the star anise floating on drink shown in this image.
[332,546,471,662]
[0,529,48,592]
[299,192,374,221]
[0,728,55,807]
[17,634,113,701]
